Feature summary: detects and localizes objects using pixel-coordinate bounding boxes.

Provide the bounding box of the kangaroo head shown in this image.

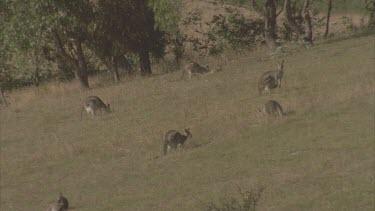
[184,128,192,138]
[58,192,64,202]
[277,60,284,71]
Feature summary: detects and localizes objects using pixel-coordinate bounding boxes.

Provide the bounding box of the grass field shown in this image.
[1,33,374,210]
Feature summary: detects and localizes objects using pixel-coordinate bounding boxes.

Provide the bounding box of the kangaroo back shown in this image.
[58,192,69,210]
[163,129,192,155]
[81,96,110,119]
[264,100,284,117]
[182,62,210,79]
[86,96,107,108]
[258,60,285,95]
[258,74,277,95]
[189,62,209,73]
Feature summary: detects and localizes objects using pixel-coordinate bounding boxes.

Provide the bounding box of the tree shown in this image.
[367,0,375,27]
[0,87,8,107]
[251,0,283,49]
[89,0,165,77]
[4,0,94,90]
[324,0,333,38]
[149,0,184,63]
[284,0,304,38]
[3,0,165,90]
[302,0,313,43]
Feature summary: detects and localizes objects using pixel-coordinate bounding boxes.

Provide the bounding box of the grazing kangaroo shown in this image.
[163,128,192,155]
[181,62,220,79]
[80,96,110,119]
[46,193,69,211]
[258,60,285,95]
[258,100,284,117]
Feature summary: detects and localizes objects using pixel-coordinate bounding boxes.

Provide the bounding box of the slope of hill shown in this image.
[1,33,374,210]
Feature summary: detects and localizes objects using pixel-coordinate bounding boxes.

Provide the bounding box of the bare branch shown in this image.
[276,0,285,17]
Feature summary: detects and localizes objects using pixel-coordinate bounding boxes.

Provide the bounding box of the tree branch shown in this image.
[284,0,304,36]
[50,29,79,69]
[276,0,285,17]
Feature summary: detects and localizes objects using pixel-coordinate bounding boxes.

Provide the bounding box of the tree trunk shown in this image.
[51,29,90,89]
[76,41,90,89]
[139,49,152,76]
[123,56,134,77]
[302,0,313,43]
[284,0,304,37]
[324,0,333,38]
[368,1,375,28]
[251,0,278,49]
[264,0,278,49]
[0,87,8,107]
[33,68,40,87]
[112,57,120,83]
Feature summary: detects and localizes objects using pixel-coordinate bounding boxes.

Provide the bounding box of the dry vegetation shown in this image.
[1,31,374,210]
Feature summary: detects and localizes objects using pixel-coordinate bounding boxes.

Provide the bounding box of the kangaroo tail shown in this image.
[163,142,168,155]
[80,106,85,120]
[180,69,186,80]
[278,108,284,117]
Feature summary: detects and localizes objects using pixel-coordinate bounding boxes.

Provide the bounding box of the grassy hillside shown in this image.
[1,34,374,210]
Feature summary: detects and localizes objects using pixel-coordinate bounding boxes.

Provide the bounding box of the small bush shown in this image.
[206,185,264,211]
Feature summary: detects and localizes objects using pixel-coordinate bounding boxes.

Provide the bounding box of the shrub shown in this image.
[206,185,264,211]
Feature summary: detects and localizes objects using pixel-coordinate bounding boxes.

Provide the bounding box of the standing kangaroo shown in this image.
[163,128,192,155]
[258,100,284,117]
[258,60,285,95]
[81,96,111,119]
[181,62,220,79]
[46,192,69,211]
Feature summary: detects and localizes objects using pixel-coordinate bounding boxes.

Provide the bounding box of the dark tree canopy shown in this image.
[1,0,166,89]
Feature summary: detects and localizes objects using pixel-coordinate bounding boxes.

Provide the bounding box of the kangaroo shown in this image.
[58,192,69,210]
[163,128,192,155]
[80,96,110,119]
[46,202,65,211]
[46,193,69,211]
[181,62,219,79]
[258,100,284,117]
[258,60,285,95]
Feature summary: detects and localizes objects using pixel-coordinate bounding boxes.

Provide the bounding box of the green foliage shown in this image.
[181,6,263,57]
[1,0,53,88]
[149,0,182,34]
[208,9,264,51]
[1,0,167,89]
[148,0,184,62]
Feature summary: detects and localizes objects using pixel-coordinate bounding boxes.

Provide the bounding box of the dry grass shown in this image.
[1,32,375,210]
